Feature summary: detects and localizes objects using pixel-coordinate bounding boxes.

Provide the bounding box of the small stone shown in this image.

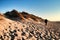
[23,25,25,27]
[14,33,18,36]
[18,29,20,32]
[21,32,26,36]
[13,30,16,32]
[22,37,25,40]
[30,31,34,34]
[9,26,11,28]
[5,29,7,30]
[28,33,32,38]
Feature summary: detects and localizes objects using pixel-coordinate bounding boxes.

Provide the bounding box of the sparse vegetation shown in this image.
[0,10,60,40]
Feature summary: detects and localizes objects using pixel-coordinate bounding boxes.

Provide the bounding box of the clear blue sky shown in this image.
[0,0,60,21]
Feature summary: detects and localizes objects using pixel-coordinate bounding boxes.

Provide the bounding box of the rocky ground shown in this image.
[0,10,60,40]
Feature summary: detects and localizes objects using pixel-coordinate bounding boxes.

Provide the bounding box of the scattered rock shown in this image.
[0,10,60,40]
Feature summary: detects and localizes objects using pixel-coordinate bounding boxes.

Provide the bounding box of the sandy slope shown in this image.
[0,10,60,40]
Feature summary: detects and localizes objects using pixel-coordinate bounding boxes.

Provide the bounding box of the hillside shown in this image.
[0,10,60,40]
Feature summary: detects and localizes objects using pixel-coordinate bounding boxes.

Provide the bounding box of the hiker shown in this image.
[45,19,48,25]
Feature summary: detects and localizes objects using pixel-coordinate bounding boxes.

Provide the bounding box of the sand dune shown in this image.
[0,10,60,40]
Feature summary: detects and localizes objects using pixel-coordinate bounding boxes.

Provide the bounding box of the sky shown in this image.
[0,0,60,21]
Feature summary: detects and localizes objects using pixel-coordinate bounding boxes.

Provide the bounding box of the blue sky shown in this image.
[0,0,60,21]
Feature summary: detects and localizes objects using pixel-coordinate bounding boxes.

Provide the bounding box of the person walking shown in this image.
[45,19,48,25]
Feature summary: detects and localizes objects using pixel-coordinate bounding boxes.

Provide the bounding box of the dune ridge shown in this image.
[0,10,60,40]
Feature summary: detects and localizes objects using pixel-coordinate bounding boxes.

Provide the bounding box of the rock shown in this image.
[0,10,60,40]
